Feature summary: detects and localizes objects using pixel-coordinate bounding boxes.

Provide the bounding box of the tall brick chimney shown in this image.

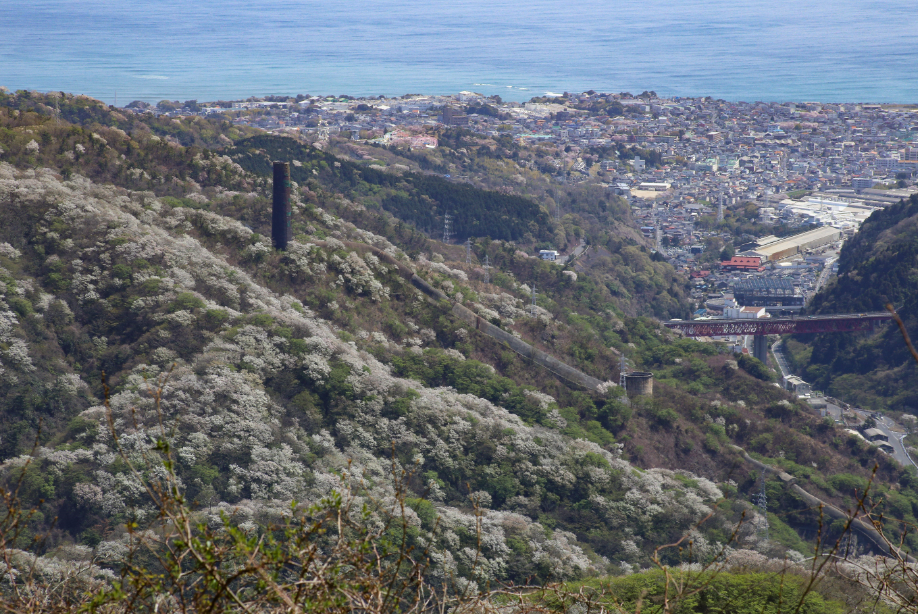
[272,161,291,250]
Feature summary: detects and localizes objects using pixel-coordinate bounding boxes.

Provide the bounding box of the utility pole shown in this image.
[484,254,490,284]
[754,469,770,542]
[530,284,537,316]
[466,238,472,265]
[718,195,724,223]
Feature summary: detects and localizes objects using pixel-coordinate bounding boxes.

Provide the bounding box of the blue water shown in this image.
[2,0,916,104]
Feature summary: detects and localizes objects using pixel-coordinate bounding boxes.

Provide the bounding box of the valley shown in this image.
[0,89,917,611]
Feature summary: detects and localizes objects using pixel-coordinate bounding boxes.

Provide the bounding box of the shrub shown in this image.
[140,278,161,295]
[6,296,32,317]
[111,263,132,280]
[828,473,868,496]
[388,388,419,417]
[405,497,437,529]
[738,354,776,382]
[598,398,631,430]
[250,313,274,327]
[204,308,229,328]
[169,292,205,312]
[642,401,679,427]
[703,433,721,453]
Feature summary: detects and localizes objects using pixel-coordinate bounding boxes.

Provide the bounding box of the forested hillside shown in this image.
[0,90,915,611]
[1,89,259,149]
[788,194,918,410]
[228,134,552,242]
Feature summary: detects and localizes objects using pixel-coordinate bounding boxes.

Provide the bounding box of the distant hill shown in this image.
[788,194,918,410]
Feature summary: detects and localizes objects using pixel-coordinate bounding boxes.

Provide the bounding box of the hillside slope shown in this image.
[789,194,918,410]
[0,163,732,583]
[2,92,918,587]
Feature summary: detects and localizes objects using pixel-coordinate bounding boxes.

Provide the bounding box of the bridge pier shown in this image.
[753,335,769,366]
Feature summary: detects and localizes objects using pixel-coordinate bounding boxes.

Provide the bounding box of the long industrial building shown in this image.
[746,227,843,262]
[733,278,804,311]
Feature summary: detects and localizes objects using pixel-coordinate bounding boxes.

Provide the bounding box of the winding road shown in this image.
[773,340,917,470]
[558,239,587,265]
[856,411,915,469]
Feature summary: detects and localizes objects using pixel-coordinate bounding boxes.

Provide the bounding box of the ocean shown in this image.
[2,0,916,105]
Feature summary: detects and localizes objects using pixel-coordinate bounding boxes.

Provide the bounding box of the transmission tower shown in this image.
[483,254,490,284]
[466,238,472,265]
[530,284,537,317]
[754,469,770,542]
[443,213,452,244]
[718,195,724,223]
[619,353,628,389]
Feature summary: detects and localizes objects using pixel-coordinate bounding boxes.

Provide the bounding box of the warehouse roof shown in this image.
[734,278,795,296]
[751,227,842,260]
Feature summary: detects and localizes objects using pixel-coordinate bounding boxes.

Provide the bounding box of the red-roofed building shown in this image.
[721,256,764,271]
[690,270,711,279]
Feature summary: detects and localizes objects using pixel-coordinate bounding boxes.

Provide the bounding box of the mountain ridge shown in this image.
[789,194,918,410]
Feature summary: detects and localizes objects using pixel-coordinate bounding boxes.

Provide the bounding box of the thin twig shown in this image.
[886,303,918,365]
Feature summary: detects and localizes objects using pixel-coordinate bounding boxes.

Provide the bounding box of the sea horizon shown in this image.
[2,0,917,106]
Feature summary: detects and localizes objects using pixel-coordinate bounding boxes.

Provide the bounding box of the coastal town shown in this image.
[136,91,917,314]
[137,91,918,207]
[125,91,918,405]
[9,0,918,602]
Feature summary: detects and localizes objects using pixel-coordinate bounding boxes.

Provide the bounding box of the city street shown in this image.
[809,257,838,298]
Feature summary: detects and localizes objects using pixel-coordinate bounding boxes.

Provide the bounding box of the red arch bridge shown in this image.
[663,312,893,365]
